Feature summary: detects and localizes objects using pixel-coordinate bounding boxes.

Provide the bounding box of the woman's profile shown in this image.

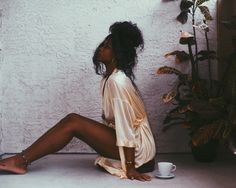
[0,21,156,181]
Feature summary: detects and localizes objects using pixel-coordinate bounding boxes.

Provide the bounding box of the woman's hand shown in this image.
[126,167,152,181]
[123,147,151,181]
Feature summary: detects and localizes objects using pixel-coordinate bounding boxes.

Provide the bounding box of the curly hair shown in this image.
[93,21,144,81]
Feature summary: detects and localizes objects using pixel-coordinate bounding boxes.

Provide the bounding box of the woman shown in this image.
[0,21,156,181]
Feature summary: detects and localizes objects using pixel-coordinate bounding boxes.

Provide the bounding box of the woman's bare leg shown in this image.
[0,113,120,174]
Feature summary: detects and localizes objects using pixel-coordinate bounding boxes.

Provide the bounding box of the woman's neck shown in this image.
[105,64,117,77]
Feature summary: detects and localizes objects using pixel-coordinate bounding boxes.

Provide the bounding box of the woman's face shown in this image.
[97,37,114,65]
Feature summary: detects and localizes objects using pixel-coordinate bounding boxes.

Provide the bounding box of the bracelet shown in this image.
[19,150,31,167]
[126,161,134,165]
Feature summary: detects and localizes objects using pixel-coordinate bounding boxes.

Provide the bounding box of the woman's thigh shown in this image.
[68,114,120,160]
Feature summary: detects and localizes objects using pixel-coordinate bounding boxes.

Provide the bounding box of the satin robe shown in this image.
[94,68,156,178]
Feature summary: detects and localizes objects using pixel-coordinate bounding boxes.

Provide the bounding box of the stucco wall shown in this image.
[0,0,217,154]
[0,8,3,155]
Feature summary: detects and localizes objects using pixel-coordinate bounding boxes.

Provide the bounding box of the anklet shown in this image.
[19,150,31,167]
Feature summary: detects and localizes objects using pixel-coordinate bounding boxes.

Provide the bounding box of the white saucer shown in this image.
[155,172,175,179]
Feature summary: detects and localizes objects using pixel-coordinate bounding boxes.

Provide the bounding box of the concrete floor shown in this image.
[0,153,235,188]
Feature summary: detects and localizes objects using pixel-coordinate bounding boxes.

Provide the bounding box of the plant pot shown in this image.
[191,139,219,162]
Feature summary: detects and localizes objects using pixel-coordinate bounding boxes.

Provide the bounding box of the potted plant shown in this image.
[157,0,236,162]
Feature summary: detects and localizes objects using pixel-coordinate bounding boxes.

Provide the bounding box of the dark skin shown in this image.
[0,37,151,181]
[98,38,151,181]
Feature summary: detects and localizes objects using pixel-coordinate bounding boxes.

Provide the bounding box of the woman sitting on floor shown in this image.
[0,21,156,182]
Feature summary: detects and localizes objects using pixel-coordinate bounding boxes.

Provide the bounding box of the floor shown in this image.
[0,153,235,188]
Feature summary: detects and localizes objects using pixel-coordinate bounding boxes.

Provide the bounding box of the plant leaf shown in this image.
[198,56,216,61]
[169,106,183,113]
[165,50,190,63]
[176,11,189,24]
[196,0,209,6]
[162,111,186,132]
[180,0,194,11]
[209,97,227,111]
[198,6,213,20]
[163,113,185,124]
[192,80,209,99]
[162,0,179,2]
[179,32,195,45]
[176,83,193,102]
[222,121,233,139]
[157,66,183,76]
[228,105,236,125]
[197,50,216,56]
[162,120,186,132]
[182,122,192,128]
[197,50,217,61]
[178,104,192,113]
[191,119,224,146]
[189,99,224,120]
[162,91,177,103]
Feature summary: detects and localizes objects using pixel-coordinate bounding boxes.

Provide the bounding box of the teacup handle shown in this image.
[171,165,176,172]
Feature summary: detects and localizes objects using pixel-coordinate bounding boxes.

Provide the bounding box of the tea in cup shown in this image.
[158,162,176,176]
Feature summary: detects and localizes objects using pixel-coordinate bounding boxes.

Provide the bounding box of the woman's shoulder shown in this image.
[109,69,131,88]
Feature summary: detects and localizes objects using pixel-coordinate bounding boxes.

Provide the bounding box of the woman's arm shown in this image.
[123,147,151,181]
[123,147,135,169]
[108,78,152,181]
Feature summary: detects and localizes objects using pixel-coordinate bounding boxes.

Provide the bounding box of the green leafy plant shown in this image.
[157,0,236,150]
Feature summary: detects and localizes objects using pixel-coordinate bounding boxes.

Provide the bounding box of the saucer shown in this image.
[155,172,175,179]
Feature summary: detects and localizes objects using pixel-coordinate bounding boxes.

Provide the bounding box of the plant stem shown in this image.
[205,29,213,95]
[192,5,199,80]
[188,43,196,83]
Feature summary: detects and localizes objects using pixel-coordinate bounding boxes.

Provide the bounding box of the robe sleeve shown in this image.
[107,77,137,148]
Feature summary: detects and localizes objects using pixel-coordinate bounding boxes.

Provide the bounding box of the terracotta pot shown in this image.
[191,139,219,162]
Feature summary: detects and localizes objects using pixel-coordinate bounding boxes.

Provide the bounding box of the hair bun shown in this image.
[109,21,144,49]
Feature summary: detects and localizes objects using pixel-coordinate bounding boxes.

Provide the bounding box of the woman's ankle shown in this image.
[18,151,31,167]
[14,153,29,170]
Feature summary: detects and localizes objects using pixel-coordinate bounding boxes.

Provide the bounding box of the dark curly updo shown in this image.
[93,21,144,81]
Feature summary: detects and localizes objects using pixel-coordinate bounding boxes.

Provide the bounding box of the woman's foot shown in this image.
[0,155,28,174]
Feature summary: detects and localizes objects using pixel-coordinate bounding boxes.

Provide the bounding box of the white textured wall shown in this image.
[0,8,3,155]
[0,0,217,154]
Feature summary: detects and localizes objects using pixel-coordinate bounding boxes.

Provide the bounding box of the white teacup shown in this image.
[158,162,176,176]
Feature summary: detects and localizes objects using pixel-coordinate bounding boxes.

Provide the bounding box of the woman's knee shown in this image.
[65,113,81,121]
[61,113,83,132]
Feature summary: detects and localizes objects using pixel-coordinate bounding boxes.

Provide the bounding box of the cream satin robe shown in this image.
[94,68,156,179]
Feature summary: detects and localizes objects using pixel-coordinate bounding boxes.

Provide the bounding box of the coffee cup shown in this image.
[158,162,176,176]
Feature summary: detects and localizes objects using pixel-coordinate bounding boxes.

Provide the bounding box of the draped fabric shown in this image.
[94,68,156,179]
